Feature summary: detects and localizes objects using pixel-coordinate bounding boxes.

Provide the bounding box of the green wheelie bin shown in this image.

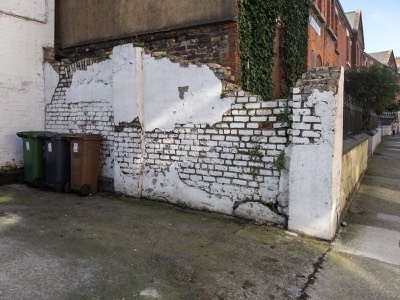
[16,131,55,187]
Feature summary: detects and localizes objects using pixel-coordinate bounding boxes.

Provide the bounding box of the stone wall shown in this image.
[0,0,55,167]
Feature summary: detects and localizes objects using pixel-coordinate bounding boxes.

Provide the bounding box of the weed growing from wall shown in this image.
[238,0,310,99]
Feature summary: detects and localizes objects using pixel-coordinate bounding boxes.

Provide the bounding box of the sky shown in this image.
[340,0,400,57]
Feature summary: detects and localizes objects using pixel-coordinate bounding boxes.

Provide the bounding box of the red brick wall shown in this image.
[306,0,353,71]
[58,22,240,83]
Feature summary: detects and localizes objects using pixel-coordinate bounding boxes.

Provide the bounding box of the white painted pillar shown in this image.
[288,67,344,240]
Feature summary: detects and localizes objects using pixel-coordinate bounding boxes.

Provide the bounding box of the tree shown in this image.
[345,64,400,128]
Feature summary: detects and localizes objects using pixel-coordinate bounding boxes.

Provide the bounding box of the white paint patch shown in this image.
[143,56,233,131]
[234,202,285,224]
[112,44,139,124]
[139,288,160,298]
[66,59,113,104]
[142,163,233,215]
[44,62,59,105]
[0,213,23,233]
[334,224,400,266]
[113,162,140,198]
[0,0,47,23]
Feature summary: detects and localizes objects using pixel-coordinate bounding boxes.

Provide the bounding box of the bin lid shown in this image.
[46,133,69,141]
[16,131,56,138]
[66,133,102,141]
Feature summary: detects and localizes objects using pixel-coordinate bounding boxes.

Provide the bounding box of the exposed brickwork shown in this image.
[292,66,341,145]
[58,22,240,83]
[45,59,115,179]
[45,47,294,222]
[115,94,291,215]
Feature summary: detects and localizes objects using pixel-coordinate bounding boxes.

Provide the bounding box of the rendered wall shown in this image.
[340,137,368,213]
[0,0,55,167]
[56,0,236,48]
[288,67,344,240]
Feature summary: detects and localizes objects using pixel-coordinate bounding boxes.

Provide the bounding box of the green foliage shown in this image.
[277,101,292,125]
[238,0,310,99]
[386,102,399,112]
[345,65,400,125]
[280,0,310,96]
[249,144,263,178]
[249,145,263,160]
[249,166,260,178]
[273,151,286,171]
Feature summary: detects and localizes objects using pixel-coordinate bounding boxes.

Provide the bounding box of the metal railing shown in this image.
[343,97,363,135]
[369,112,379,129]
[379,111,397,126]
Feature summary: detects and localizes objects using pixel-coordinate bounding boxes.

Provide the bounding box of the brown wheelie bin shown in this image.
[66,134,102,196]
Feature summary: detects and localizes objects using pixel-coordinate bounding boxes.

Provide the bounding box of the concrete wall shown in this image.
[340,136,368,214]
[45,43,290,224]
[56,0,236,48]
[368,129,382,155]
[288,67,344,240]
[0,0,55,167]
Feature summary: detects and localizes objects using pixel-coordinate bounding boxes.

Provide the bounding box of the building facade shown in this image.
[0,0,55,167]
[307,0,361,71]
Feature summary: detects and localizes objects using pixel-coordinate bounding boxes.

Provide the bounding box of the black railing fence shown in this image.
[343,96,362,135]
[379,111,397,126]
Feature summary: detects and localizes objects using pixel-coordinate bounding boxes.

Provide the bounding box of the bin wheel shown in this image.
[18,173,26,184]
[54,182,64,193]
[39,179,46,190]
[64,182,72,193]
[80,184,91,197]
[32,178,41,188]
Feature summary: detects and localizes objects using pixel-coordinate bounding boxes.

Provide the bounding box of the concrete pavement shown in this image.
[306,135,400,299]
[1,136,400,299]
[0,184,328,300]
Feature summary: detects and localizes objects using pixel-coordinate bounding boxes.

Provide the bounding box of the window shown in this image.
[311,51,316,68]
[317,55,322,67]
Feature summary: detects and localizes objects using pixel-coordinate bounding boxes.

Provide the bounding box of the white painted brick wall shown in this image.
[45,44,292,225]
[0,1,55,167]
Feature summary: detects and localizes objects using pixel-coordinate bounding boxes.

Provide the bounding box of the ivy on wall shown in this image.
[238,0,310,99]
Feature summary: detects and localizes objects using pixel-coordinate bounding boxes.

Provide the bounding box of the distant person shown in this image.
[391,118,397,136]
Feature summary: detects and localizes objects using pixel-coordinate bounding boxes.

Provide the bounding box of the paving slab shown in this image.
[306,251,400,300]
[304,136,400,299]
[0,184,328,300]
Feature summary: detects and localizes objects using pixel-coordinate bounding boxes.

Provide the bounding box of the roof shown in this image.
[368,50,394,65]
[345,9,364,47]
[345,10,361,31]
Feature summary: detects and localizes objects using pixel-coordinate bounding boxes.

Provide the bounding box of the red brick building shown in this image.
[365,50,398,72]
[306,0,363,71]
[346,9,365,68]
